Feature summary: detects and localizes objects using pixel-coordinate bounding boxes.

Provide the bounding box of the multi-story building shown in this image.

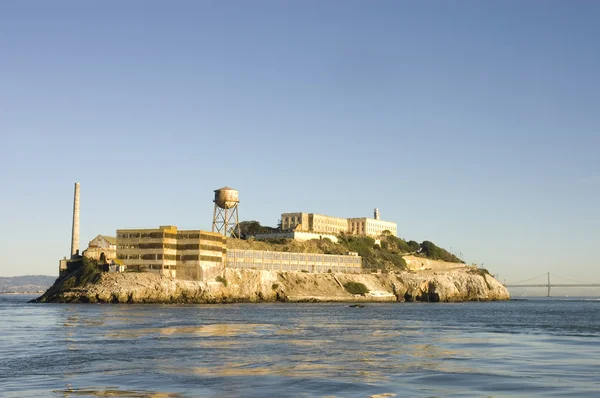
[116,225,178,276]
[116,226,226,280]
[309,214,349,234]
[281,213,349,234]
[176,229,227,280]
[347,218,397,237]
[280,212,310,231]
[280,209,397,237]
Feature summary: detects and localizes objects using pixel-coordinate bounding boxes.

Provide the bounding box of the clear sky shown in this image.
[1,1,598,287]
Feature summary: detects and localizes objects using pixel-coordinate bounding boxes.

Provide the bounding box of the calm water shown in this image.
[1,296,599,397]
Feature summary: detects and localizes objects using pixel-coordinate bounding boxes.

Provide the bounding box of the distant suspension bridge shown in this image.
[504,272,600,297]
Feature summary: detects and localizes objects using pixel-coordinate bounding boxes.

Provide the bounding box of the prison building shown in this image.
[310,213,350,234]
[280,212,311,231]
[83,235,116,262]
[116,226,226,280]
[226,249,362,273]
[347,218,397,237]
[116,226,178,276]
[176,230,226,281]
[281,212,350,235]
[280,210,398,237]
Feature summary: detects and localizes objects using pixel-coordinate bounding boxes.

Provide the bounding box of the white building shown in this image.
[280,208,397,237]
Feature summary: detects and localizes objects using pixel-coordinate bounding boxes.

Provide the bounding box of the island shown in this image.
[34,230,509,304]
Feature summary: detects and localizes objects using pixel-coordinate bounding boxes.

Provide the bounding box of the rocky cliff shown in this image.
[34,267,509,304]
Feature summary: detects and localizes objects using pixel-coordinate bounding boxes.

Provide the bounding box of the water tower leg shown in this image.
[212,204,218,233]
[228,204,240,238]
[224,207,229,237]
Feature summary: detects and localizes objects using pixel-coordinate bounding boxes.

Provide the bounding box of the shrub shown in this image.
[216,276,228,287]
[374,235,414,253]
[337,235,376,257]
[75,257,101,286]
[373,246,407,269]
[469,267,490,277]
[420,241,463,263]
[238,220,279,236]
[343,281,369,295]
[407,240,421,252]
[265,237,291,244]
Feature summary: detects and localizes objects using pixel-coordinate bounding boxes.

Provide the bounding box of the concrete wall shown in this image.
[84,247,117,262]
[84,235,117,261]
[226,249,361,273]
[403,255,468,271]
[309,214,348,234]
[253,231,339,243]
[176,230,226,281]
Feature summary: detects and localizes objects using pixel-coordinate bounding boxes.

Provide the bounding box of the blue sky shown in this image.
[1,1,598,285]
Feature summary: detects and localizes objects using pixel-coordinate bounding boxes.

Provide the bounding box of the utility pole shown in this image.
[547,272,551,297]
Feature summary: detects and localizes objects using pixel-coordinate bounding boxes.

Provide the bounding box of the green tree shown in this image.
[407,240,421,252]
[419,241,463,263]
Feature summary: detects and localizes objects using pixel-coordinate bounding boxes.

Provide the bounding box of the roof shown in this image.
[102,236,117,245]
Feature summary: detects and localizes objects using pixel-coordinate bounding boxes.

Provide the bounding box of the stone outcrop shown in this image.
[403,255,468,272]
[35,267,509,304]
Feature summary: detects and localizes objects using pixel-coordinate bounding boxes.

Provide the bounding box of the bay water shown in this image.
[1,295,599,397]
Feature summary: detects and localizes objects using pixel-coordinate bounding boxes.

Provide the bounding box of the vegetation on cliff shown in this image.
[418,241,463,263]
[343,281,369,295]
[231,222,464,272]
[238,221,279,236]
[33,257,101,302]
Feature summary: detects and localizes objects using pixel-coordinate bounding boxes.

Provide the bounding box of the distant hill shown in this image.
[0,275,56,293]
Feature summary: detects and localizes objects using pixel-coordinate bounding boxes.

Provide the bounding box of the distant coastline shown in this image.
[0,275,55,295]
[1,291,46,295]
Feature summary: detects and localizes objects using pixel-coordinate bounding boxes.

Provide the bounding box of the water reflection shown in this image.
[57,388,179,397]
[107,323,274,339]
[2,300,600,397]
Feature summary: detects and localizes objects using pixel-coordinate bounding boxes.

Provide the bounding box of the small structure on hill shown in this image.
[83,235,116,262]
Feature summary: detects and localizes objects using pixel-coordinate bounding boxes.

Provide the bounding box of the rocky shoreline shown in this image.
[34,266,509,304]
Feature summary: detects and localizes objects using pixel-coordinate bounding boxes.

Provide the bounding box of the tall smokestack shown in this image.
[71,182,80,258]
